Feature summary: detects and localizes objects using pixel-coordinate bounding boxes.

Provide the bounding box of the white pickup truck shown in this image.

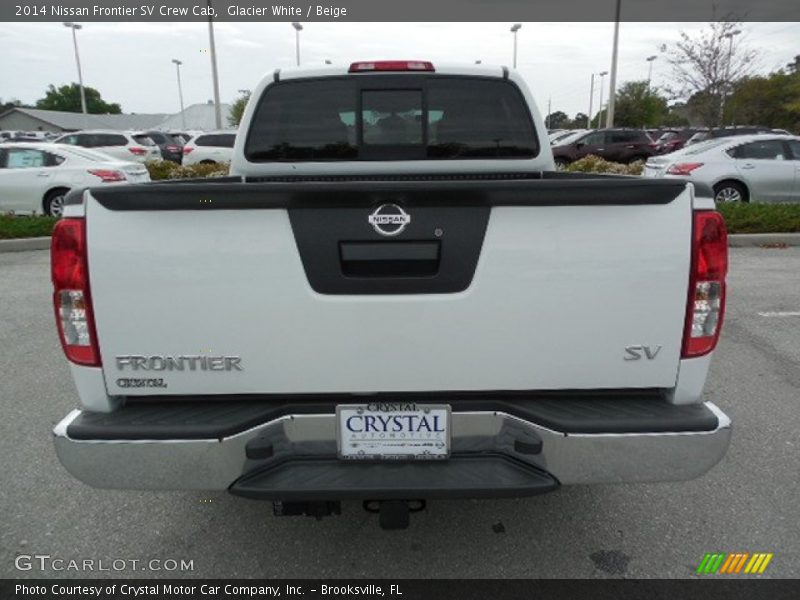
[52,61,731,529]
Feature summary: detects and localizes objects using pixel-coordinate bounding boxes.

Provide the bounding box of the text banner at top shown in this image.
[3,0,800,22]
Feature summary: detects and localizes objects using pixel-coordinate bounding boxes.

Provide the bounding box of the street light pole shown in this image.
[63,22,88,127]
[596,71,608,128]
[588,73,595,129]
[171,59,186,130]
[605,0,621,128]
[646,55,657,90]
[546,96,551,129]
[292,22,303,66]
[510,24,522,69]
[719,29,741,126]
[206,0,222,129]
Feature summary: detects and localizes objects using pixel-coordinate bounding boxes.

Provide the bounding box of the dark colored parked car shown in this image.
[143,131,184,163]
[654,128,705,154]
[684,126,775,147]
[551,128,656,166]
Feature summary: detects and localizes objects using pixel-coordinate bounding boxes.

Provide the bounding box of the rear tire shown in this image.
[713,181,749,204]
[44,188,69,217]
[554,157,569,170]
[199,160,217,165]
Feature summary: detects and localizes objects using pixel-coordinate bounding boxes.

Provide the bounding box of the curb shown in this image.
[0,237,51,253]
[728,233,800,247]
[2,233,799,253]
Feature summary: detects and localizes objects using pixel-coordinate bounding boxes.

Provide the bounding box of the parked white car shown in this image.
[644,134,800,203]
[182,131,236,165]
[53,130,160,164]
[0,143,150,216]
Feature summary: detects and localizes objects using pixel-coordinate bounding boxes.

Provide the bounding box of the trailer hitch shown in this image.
[363,499,426,530]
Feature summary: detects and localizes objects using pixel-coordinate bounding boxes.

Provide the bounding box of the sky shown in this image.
[0,21,797,119]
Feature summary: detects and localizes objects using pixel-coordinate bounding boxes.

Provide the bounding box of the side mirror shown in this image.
[575,142,585,149]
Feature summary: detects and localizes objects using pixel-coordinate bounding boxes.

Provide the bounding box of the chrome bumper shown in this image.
[53,402,731,492]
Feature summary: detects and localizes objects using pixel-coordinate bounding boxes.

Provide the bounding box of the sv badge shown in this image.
[624,345,662,361]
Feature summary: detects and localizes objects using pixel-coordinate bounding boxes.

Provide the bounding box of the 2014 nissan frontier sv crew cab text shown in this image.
[51,60,731,530]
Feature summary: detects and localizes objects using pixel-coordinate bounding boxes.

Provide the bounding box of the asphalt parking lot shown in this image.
[1,247,798,579]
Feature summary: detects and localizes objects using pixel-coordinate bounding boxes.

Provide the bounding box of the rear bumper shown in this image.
[53,397,731,498]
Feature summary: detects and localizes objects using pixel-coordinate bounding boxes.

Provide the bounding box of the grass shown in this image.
[717,203,800,234]
[0,214,58,240]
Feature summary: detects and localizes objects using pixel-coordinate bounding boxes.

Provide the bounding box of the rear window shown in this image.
[245,76,538,162]
[146,132,169,144]
[132,135,156,146]
[681,139,729,155]
[608,131,645,143]
[93,134,128,147]
[195,134,236,148]
[62,146,122,162]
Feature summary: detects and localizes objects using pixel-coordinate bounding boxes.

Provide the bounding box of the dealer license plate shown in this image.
[336,403,451,460]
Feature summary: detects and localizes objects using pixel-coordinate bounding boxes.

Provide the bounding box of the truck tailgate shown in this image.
[84,177,691,397]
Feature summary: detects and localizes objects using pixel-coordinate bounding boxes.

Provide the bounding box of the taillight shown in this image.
[349,60,435,73]
[128,146,147,156]
[682,211,728,358]
[183,147,194,154]
[51,218,101,366]
[87,169,126,183]
[666,162,704,175]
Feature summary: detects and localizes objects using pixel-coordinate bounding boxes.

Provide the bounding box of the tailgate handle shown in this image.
[339,241,440,278]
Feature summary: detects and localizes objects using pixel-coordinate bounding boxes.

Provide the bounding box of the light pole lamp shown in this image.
[597,71,608,128]
[510,24,522,69]
[292,22,303,66]
[171,59,186,130]
[605,0,622,128]
[719,29,741,126]
[63,22,88,124]
[206,0,222,129]
[646,55,657,89]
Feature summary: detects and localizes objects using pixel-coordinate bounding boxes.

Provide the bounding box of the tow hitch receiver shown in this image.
[364,500,426,530]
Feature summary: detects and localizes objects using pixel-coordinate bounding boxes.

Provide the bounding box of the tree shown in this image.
[35,83,122,114]
[228,91,251,127]
[0,98,27,113]
[786,55,800,74]
[545,110,569,129]
[663,21,756,126]
[661,103,691,127]
[726,69,800,131]
[573,112,589,128]
[593,81,668,128]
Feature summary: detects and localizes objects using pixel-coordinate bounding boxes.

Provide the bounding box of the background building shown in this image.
[0,101,234,133]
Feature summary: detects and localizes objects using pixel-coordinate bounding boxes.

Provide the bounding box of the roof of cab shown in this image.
[276,61,508,81]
